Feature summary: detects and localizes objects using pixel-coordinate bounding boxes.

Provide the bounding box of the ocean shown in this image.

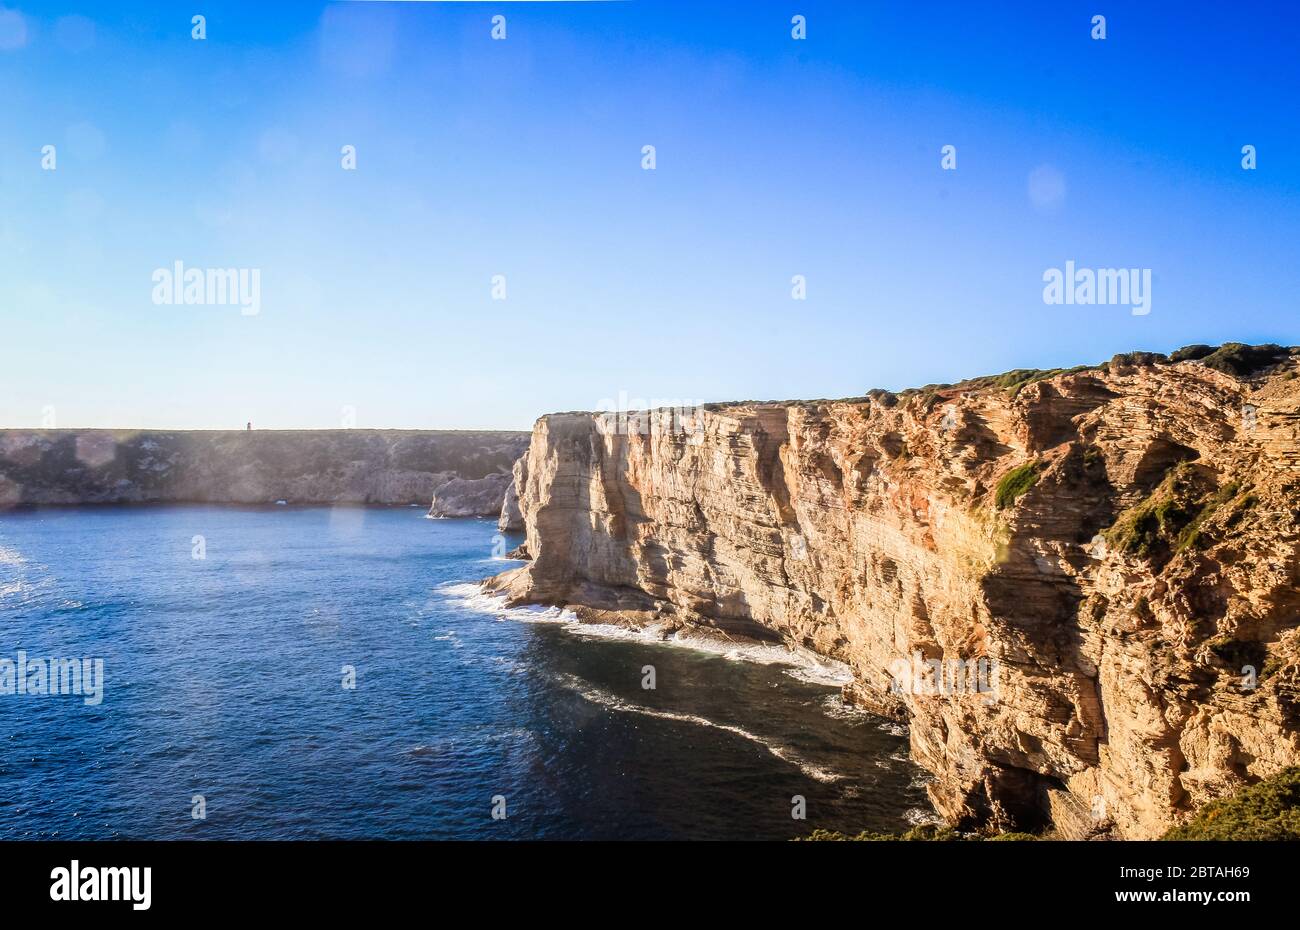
[0,506,931,840]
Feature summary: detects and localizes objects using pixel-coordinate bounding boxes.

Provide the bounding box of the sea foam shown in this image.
[553,672,845,784]
[437,581,855,687]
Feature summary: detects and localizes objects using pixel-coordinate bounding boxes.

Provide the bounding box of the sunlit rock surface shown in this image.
[490,350,1300,838]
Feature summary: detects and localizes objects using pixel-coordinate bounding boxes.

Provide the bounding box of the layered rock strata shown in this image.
[489,351,1300,838]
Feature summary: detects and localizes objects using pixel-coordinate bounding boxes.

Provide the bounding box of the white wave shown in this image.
[904,806,943,827]
[554,673,844,784]
[0,545,26,566]
[437,582,578,624]
[783,654,856,687]
[820,694,875,721]
[438,582,856,687]
[432,630,463,649]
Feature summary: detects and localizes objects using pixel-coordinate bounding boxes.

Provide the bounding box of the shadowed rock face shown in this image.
[0,429,529,508]
[491,352,1300,838]
[428,474,512,518]
[497,455,528,532]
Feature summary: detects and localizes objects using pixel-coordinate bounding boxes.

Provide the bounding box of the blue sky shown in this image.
[1,1,1297,430]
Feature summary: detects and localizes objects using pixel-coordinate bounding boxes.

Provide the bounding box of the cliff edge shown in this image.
[489,345,1300,838]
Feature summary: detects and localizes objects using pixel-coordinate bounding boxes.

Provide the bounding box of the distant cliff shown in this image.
[490,344,1300,839]
[0,429,529,509]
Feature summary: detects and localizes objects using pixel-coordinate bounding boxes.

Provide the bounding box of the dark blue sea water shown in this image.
[0,506,930,840]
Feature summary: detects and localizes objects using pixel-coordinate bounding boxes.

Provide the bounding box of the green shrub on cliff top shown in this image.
[1166,342,1296,376]
[1163,767,1300,840]
[953,365,1098,398]
[1196,343,1290,378]
[1169,344,1215,363]
[1108,351,1168,371]
[994,461,1042,510]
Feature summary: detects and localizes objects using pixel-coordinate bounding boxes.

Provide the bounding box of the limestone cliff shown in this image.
[497,456,528,532]
[428,473,512,518]
[0,429,528,508]
[489,346,1300,838]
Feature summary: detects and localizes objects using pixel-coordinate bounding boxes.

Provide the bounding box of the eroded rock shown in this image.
[491,351,1300,838]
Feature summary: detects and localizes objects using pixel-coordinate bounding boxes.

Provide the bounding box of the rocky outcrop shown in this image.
[489,349,1300,839]
[497,456,528,531]
[428,473,512,518]
[0,429,528,507]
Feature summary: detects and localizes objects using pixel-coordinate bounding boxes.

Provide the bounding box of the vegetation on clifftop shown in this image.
[862,343,1297,409]
[1187,342,1292,378]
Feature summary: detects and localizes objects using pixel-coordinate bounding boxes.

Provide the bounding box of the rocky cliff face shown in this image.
[0,429,528,508]
[428,473,512,518]
[489,349,1300,838]
[497,456,528,532]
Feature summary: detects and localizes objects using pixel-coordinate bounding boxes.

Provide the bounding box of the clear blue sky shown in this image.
[2,1,1297,430]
